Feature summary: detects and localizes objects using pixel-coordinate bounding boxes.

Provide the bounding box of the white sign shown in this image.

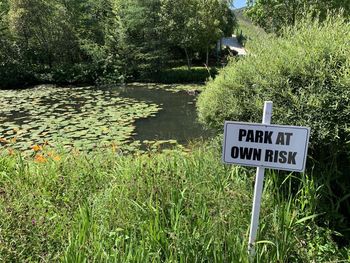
[223,122,310,172]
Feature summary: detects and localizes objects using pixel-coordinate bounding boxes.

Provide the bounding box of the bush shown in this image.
[0,39,37,89]
[149,66,218,84]
[50,63,98,85]
[0,63,37,89]
[197,15,350,240]
[198,15,350,161]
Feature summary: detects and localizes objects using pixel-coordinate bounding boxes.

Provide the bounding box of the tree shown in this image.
[118,0,168,76]
[74,0,168,82]
[161,0,235,68]
[196,0,235,65]
[7,0,81,69]
[0,0,33,88]
[246,0,350,33]
[160,0,199,69]
[9,0,54,68]
[1,0,236,86]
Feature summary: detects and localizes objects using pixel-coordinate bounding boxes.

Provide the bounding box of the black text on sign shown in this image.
[222,122,310,172]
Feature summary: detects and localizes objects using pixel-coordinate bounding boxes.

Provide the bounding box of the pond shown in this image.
[0,84,211,154]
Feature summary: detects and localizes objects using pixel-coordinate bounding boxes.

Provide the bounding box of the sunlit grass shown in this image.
[0,143,347,262]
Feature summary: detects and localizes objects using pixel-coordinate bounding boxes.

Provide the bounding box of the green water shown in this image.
[0,84,210,153]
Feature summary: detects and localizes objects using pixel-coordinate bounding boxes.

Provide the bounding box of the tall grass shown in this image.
[0,144,347,262]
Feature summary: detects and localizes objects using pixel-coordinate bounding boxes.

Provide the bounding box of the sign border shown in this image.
[222,121,310,172]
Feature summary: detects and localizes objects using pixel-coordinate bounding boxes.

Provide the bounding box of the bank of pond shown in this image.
[0,143,348,262]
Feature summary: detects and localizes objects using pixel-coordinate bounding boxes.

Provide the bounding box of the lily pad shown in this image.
[0,85,161,153]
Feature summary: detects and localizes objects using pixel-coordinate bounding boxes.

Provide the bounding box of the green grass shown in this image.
[0,142,348,262]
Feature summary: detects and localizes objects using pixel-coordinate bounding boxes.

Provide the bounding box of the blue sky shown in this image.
[233,0,247,9]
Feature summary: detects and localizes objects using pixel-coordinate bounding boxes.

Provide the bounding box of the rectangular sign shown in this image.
[222,122,310,172]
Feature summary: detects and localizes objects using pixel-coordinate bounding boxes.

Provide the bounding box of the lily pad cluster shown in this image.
[0,85,161,154]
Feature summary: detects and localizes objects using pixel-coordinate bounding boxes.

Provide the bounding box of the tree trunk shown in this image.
[184,47,191,70]
[206,45,209,66]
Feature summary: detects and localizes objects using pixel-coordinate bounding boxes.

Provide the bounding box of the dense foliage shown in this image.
[198,15,350,237]
[0,0,235,88]
[150,67,218,84]
[198,15,350,159]
[0,144,347,262]
[246,0,350,33]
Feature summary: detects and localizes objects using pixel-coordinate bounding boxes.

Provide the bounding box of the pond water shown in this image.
[0,84,211,153]
[119,85,209,143]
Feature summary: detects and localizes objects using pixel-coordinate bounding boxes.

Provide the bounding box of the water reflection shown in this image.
[118,85,211,144]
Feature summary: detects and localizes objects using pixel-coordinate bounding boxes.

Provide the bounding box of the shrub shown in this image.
[198,15,350,161]
[50,63,97,85]
[149,66,218,84]
[0,39,37,89]
[197,14,350,239]
[0,63,36,89]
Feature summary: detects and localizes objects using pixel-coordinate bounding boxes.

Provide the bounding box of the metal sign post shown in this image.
[222,101,310,259]
[247,101,272,258]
